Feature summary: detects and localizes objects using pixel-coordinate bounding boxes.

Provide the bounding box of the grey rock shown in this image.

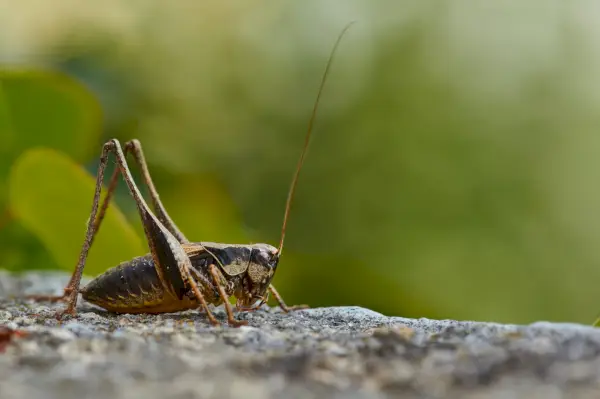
[1,271,600,398]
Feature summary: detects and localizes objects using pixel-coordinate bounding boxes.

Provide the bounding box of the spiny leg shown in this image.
[124,139,188,243]
[26,141,132,302]
[208,264,248,327]
[27,142,137,302]
[22,294,66,303]
[92,140,188,247]
[186,268,219,325]
[269,285,308,313]
[26,140,132,304]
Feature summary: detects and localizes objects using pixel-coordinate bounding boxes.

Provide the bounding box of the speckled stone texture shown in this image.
[1,271,600,399]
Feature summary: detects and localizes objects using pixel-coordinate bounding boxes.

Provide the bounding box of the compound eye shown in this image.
[254,249,271,266]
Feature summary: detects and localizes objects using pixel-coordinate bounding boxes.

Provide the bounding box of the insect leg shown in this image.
[186,268,219,324]
[34,141,129,302]
[123,139,189,243]
[269,285,308,313]
[31,140,115,315]
[208,264,248,327]
[26,140,130,306]
[91,139,188,246]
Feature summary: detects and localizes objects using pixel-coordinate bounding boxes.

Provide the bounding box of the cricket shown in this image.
[22,22,355,327]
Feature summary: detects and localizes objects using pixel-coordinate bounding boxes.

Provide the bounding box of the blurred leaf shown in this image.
[0,69,102,208]
[8,148,145,276]
[0,216,60,272]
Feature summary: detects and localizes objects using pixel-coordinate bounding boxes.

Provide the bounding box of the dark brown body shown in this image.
[80,242,273,314]
[81,254,202,313]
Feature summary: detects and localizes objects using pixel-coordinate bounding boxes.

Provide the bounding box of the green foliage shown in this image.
[0,69,102,208]
[0,69,108,274]
[8,148,145,276]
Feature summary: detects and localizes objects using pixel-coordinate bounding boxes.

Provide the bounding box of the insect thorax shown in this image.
[188,242,279,305]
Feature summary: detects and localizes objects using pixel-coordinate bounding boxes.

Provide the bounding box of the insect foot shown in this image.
[54,303,77,320]
[268,285,309,313]
[228,319,249,328]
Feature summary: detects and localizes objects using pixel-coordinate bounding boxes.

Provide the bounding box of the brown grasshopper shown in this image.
[23,22,355,327]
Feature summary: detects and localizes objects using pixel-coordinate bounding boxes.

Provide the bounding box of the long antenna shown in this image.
[277,21,356,255]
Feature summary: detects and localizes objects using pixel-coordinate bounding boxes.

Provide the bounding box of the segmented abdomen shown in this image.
[81,254,195,313]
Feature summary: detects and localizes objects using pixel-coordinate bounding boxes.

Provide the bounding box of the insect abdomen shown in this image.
[81,254,194,313]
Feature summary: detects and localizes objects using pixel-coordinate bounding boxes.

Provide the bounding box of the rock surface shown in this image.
[1,271,600,399]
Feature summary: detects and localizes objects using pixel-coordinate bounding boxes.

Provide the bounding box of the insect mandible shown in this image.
[23,22,355,327]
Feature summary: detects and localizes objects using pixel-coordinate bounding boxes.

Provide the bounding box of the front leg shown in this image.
[208,264,248,327]
[91,139,190,246]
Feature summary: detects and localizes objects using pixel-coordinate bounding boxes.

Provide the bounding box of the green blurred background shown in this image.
[2,1,600,324]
